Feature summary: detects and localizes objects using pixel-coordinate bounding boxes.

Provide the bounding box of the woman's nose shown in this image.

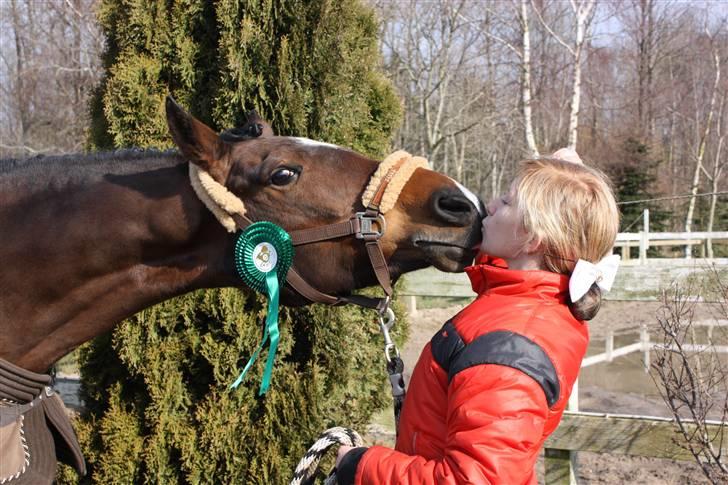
[485,199,497,217]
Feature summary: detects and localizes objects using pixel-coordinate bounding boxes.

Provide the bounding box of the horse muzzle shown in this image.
[414,237,479,272]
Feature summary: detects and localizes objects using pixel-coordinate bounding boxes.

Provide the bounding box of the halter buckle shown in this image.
[355,213,386,239]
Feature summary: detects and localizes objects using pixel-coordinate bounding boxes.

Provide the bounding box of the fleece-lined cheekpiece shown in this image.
[360,150,430,214]
[189,164,246,233]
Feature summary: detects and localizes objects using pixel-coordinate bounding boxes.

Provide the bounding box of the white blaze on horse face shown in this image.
[452,180,484,216]
[292,137,341,150]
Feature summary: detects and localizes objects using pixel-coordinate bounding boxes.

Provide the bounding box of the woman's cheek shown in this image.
[480,220,493,252]
[479,220,488,249]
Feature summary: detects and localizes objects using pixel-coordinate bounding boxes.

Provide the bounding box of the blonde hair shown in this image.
[515,158,620,319]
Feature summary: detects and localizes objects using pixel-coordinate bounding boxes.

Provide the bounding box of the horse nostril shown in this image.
[439,195,471,213]
[432,189,478,225]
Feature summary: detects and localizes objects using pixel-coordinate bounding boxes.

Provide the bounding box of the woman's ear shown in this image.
[523,234,543,255]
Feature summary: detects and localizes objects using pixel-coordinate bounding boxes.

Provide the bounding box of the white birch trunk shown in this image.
[684,46,720,256]
[706,135,723,259]
[707,94,725,258]
[566,0,595,151]
[532,0,595,152]
[521,0,539,157]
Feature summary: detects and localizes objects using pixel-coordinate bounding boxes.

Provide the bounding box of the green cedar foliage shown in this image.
[88,0,401,154]
[612,139,671,229]
[69,0,403,483]
[610,138,672,258]
[61,290,404,484]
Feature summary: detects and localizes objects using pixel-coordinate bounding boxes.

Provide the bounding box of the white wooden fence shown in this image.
[616,209,728,261]
[400,254,728,314]
[581,319,728,370]
[617,230,728,263]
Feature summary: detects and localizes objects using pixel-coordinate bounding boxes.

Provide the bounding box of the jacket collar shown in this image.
[464,254,570,302]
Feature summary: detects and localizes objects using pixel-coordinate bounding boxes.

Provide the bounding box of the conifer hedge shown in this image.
[62,1,403,483]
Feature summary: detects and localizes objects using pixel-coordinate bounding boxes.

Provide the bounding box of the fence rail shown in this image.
[580,320,728,369]
[399,257,728,314]
[544,411,728,484]
[617,230,728,263]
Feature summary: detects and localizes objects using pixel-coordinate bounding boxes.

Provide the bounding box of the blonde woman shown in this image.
[335,152,620,484]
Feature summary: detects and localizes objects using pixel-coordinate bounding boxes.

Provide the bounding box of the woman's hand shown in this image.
[551,148,582,164]
[336,445,355,468]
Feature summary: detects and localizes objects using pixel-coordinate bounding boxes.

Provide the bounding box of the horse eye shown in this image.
[270,167,299,186]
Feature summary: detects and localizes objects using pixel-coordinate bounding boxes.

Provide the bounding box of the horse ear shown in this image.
[245,110,274,137]
[165,96,229,179]
[219,110,275,143]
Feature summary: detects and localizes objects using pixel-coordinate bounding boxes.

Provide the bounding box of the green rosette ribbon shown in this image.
[230,221,294,395]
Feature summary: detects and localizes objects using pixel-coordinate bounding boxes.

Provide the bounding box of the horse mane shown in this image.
[0,149,182,185]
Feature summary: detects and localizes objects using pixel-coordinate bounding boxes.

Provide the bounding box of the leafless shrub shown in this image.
[650,267,728,484]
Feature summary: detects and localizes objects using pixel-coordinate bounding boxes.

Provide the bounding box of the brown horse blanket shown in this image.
[0,358,85,484]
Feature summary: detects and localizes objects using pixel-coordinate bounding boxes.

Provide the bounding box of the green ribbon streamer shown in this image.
[259,271,280,394]
[230,222,293,395]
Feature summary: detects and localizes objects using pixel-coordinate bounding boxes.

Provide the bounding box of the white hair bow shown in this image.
[569,254,621,302]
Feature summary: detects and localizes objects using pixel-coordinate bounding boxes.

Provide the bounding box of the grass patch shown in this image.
[54,350,80,376]
[415,296,470,309]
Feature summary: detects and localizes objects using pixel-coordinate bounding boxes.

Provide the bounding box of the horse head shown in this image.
[166,97,483,305]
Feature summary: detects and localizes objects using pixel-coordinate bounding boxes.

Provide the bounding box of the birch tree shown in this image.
[519,0,539,157]
[706,92,727,258]
[532,0,596,151]
[477,0,539,157]
[684,31,721,254]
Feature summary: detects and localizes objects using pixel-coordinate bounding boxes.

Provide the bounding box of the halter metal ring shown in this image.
[355,213,386,239]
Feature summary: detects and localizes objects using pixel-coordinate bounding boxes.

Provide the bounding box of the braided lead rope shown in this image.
[290,427,363,485]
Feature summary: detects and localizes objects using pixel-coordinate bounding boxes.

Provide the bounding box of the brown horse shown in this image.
[0,97,482,374]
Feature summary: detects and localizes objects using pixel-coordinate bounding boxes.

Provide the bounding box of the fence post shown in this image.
[556,379,579,484]
[640,324,650,372]
[638,209,649,264]
[404,295,417,316]
[606,331,614,362]
[545,448,573,485]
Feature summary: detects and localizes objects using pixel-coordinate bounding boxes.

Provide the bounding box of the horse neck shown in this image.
[0,151,235,371]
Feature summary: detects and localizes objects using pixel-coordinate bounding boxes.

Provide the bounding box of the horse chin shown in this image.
[415,241,477,273]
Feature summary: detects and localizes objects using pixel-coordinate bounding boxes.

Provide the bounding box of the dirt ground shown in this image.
[365,300,724,485]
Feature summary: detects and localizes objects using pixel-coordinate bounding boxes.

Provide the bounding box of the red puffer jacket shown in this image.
[337,256,589,484]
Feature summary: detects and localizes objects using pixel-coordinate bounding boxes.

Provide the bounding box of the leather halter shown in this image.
[225,155,411,311]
